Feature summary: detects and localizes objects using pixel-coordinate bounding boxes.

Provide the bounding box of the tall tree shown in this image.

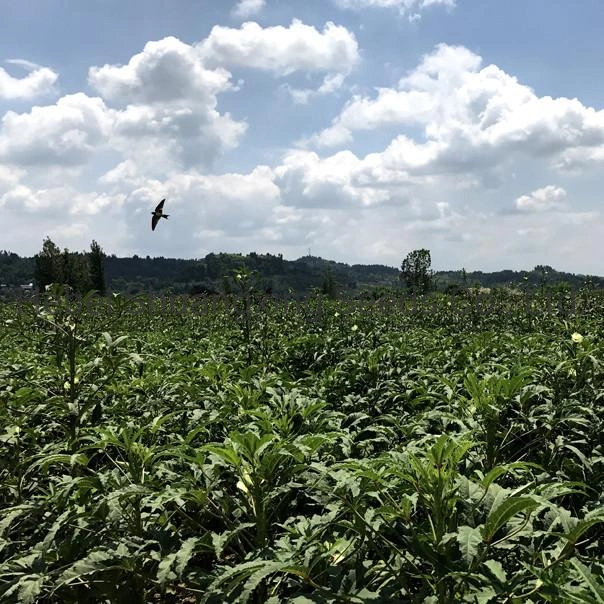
[62,248,91,293]
[89,240,106,294]
[400,249,433,294]
[34,237,64,290]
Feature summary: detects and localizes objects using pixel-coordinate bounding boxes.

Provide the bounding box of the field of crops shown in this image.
[1,282,603,603]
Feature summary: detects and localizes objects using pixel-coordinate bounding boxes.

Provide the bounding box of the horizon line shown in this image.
[1,248,604,281]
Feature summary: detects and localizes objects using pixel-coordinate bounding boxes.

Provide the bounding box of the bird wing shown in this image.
[152,213,160,231]
[154,198,165,213]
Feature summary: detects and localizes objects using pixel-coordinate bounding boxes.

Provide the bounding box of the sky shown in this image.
[1,0,604,273]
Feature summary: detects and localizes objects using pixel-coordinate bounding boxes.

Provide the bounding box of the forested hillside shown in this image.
[1,247,602,296]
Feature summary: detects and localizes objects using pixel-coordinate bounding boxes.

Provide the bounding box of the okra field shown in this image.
[1,281,603,603]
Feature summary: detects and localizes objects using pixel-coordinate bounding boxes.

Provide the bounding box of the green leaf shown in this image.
[58,549,119,584]
[457,525,482,564]
[157,537,199,586]
[482,496,538,544]
[469,586,498,604]
[2,575,45,604]
[559,516,604,559]
[19,575,44,604]
[212,523,256,559]
[240,561,288,603]
[483,559,507,583]
[570,558,604,604]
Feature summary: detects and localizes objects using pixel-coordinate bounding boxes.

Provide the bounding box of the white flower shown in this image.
[351,324,358,332]
[571,332,584,343]
[237,469,253,494]
[236,479,249,494]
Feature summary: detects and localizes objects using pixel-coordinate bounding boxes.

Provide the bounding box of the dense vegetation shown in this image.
[2,242,603,296]
[1,278,603,602]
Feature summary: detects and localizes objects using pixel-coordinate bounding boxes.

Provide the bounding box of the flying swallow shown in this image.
[151,198,169,231]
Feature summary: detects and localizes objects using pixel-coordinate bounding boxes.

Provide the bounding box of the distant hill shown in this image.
[1,249,602,296]
[101,252,402,295]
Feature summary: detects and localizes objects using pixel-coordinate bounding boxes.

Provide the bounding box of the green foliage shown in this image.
[0,286,603,602]
[88,240,106,295]
[33,237,63,291]
[6,244,604,296]
[400,248,434,294]
[31,238,107,296]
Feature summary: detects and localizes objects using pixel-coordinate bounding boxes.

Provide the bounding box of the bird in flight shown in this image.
[151,198,169,231]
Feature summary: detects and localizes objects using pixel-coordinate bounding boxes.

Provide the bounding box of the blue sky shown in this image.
[1,0,603,272]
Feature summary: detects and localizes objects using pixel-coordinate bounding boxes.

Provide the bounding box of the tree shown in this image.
[89,240,106,294]
[34,237,64,290]
[33,237,107,295]
[400,249,433,294]
[61,248,91,293]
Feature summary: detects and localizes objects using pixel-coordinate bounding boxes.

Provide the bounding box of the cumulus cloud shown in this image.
[287,42,604,261]
[275,149,371,209]
[307,43,604,176]
[93,162,287,256]
[2,20,359,173]
[0,59,58,99]
[198,20,358,76]
[87,36,248,170]
[403,201,466,233]
[0,182,126,216]
[93,155,434,262]
[198,20,358,100]
[0,93,110,166]
[3,25,603,272]
[231,0,266,19]
[89,37,233,105]
[0,184,53,212]
[514,185,568,213]
[83,22,359,169]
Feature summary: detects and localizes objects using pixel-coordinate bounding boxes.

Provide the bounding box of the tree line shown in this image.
[33,237,106,295]
[1,240,601,297]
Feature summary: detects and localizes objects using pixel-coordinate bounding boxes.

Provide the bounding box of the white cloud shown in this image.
[403,201,466,233]
[307,43,604,177]
[332,0,455,18]
[231,0,266,19]
[0,165,24,193]
[50,222,89,239]
[514,185,567,213]
[87,36,248,170]
[2,21,359,173]
[3,26,604,273]
[0,59,58,99]
[93,162,287,256]
[68,191,127,216]
[0,182,125,216]
[198,19,358,77]
[0,184,53,212]
[110,101,246,172]
[83,23,360,169]
[89,37,233,105]
[274,149,369,209]
[287,73,347,105]
[0,93,110,166]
